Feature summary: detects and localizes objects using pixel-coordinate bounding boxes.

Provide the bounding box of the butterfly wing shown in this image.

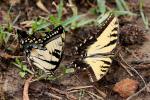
[30,33,65,71]
[18,26,65,72]
[84,14,119,81]
[86,15,118,57]
[84,56,112,81]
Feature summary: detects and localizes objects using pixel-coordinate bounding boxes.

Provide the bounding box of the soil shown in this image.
[0,0,150,100]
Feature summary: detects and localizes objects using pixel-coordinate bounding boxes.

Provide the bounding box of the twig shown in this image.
[87,92,95,100]
[12,11,21,25]
[74,75,84,84]
[86,91,104,100]
[118,53,133,76]
[126,82,150,100]
[49,86,77,100]
[23,75,34,100]
[0,52,23,59]
[129,66,147,87]
[43,92,62,100]
[119,61,133,76]
[1,55,23,59]
[67,85,93,91]
[68,90,81,93]
[93,86,107,98]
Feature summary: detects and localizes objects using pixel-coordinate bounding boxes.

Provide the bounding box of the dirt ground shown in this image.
[0,0,150,100]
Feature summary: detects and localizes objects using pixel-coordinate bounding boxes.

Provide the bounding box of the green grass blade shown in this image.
[113,10,136,16]
[57,0,63,21]
[49,15,61,26]
[62,15,81,27]
[76,19,95,28]
[13,58,34,75]
[115,0,125,11]
[97,0,106,14]
[140,0,149,29]
[32,19,51,32]
[0,26,11,46]
[96,12,110,25]
[120,0,129,11]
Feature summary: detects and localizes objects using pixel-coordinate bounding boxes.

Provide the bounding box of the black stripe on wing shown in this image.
[112,27,118,31]
[101,69,107,72]
[49,60,59,65]
[34,56,60,69]
[101,39,118,49]
[110,27,118,37]
[101,66,110,68]
[52,49,61,59]
[101,60,111,65]
[110,33,118,37]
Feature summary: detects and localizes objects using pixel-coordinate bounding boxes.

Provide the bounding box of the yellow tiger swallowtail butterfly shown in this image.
[18,25,65,72]
[71,13,119,82]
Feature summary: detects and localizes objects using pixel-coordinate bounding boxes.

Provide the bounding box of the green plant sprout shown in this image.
[13,58,34,78]
[0,26,11,47]
[140,0,149,29]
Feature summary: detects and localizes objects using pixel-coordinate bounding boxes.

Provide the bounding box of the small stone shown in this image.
[113,78,139,98]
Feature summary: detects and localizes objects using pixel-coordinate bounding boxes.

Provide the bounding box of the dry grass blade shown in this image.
[12,11,21,25]
[43,92,62,100]
[52,1,58,10]
[23,75,34,100]
[36,0,49,13]
[67,0,78,16]
[20,21,34,28]
[67,85,93,91]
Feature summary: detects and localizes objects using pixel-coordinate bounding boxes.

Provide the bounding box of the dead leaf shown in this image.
[20,21,34,28]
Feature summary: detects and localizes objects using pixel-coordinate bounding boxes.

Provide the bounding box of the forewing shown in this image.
[86,16,119,57]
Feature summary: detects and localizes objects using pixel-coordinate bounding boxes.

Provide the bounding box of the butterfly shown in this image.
[17,25,65,72]
[71,13,119,82]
